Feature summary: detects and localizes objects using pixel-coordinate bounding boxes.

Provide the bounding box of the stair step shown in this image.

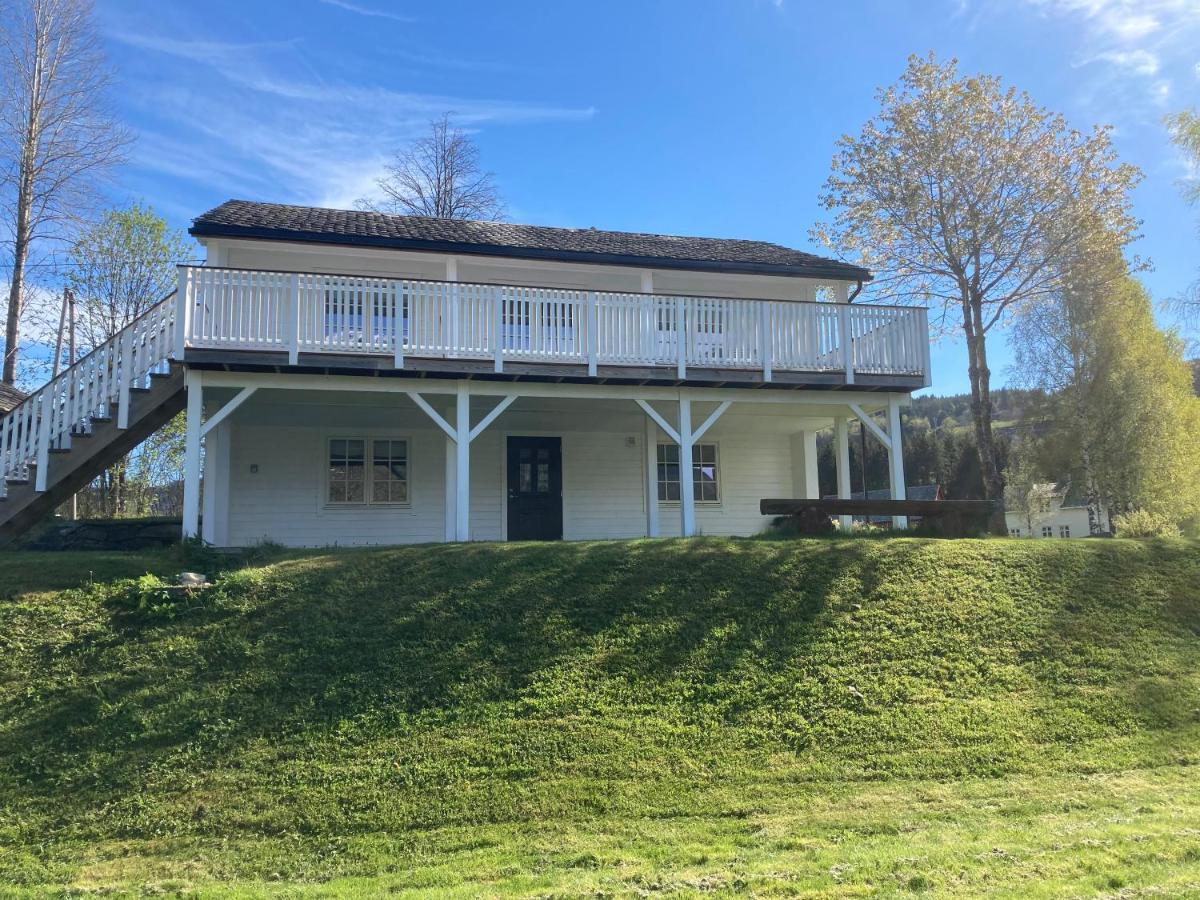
[130,386,151,394]
[150,372,172,380]
[48,448,71,455]
[5,479,30,487]
[90,416,112,424]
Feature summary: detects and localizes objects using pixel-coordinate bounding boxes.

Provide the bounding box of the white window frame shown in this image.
[1059,525,1070,539]
[324,435,412,508]
[1041,525,1053,538]
[656,441,722,506]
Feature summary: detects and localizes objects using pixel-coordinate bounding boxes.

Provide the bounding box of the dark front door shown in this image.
[506,436,563,541]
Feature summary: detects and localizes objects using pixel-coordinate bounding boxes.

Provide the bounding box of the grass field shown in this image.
[0,537,1197,896]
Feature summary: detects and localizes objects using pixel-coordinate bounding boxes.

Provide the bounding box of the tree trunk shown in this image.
[961,294,1006,534]
[3,185,32,384]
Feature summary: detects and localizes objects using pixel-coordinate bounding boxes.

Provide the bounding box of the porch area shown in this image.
[185,372,911,546]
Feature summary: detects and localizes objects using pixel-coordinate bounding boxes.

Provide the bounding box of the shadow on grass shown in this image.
[0,538,873,798]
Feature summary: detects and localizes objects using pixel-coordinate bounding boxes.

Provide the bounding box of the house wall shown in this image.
[213,395,806,548]
[202,237,851,304]
[1005,501,1100,539]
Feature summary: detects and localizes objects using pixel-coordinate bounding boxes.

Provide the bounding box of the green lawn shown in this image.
[0,537,1197,896]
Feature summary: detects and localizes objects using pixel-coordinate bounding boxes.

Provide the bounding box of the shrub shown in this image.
[1112,509,1180,538]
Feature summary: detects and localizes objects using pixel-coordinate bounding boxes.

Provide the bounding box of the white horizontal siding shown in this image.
[219,403,801,547]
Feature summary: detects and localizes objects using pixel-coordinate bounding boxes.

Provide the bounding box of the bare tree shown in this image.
[360,114,505,220]
[0,0,129,385]
[813,54,1142,517]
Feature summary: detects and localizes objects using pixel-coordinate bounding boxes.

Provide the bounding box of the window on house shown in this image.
[1041,526,1053,538]
[1009,528,1021,537]
[1059,525,1070,539]
[328,439,366,504]
[657,442,720,503]
[328,437,409,505]
[372,440,409,503]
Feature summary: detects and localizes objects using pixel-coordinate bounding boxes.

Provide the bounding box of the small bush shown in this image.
[1112,509,1180,538]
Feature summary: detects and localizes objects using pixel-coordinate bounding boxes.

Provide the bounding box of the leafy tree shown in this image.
[0,0,129,384]
[360,114,504,220]
[814,54,1142,519]
[1015,253,1200,530]
[64,204,189,516]
[1167,108,1200,338]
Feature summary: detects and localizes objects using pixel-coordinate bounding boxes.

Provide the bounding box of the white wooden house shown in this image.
[1005,482,1108,538]
[0,201,931,547]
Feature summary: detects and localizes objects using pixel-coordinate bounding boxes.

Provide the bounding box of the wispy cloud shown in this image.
[317,0,415,24]
[992,0,1200,117]
[107,27,594,210]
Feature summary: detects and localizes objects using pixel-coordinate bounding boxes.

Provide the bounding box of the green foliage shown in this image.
[0,538,1197,894]
[1112,509,1181,538]
[65,203,192,519]
[815,53,1143,503]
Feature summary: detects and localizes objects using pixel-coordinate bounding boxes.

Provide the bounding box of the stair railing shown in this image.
[0,292,177,497]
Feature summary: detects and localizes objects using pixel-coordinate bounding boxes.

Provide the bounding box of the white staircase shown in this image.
[0,295,180,542]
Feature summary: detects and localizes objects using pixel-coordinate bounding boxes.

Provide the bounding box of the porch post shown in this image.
[201,419,224,545]
[182,369,202,540]
[678,396,695,537]
[644,413,659,537]
[887,395,908,530]
[444,436,456,542]
[835,416,853,532]
[455,381,470,541]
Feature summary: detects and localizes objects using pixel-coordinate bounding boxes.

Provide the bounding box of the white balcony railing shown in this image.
[176,266,930,383]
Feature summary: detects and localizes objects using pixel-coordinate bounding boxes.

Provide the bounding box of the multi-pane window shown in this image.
[372,440,409,503]
[1009,528,1022,537]
[328,437,408,505]
[1042,526,1053,538]
[328,439,365,503]
[1059,525,1071,539]
[657,443,720,503]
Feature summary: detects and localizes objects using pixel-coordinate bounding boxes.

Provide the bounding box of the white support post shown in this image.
[835,417,853,532]
[760,302,773,382]
[678,396,695,537]
[839,302,854,385]
[34,393,52,492]
[887,395,908,530]
[444,436,456,542]
[644,413,659,538]
[393,282,405,369]
[493,286,504,373]
[182,370,203,539]
[454,381,470,541]
[174,267,190,360]
[675,296,687,381]
[446,257,460,355]
[117,328,132,430]
[587,291,598,377]
[790,430,819,499]
[288,273,301,365]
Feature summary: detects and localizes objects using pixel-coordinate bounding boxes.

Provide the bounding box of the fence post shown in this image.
[587,291,598,377]
[839,303,854,385]
[760,302,773,382]
[117,328,133,429]
[288,273,301,365]
[675,297,686,380]
[174,267,191,360]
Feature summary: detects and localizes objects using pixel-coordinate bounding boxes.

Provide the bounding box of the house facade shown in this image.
[0,201,932,547]
[1005,482,1108,539]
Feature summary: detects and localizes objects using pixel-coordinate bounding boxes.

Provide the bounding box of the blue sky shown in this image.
[96,0,1200,394]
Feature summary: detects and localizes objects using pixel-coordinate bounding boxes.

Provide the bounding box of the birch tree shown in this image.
[0,0,129,384]
[813,54,1142,513]
[1167,108,1200,338]
[361,114,505,220]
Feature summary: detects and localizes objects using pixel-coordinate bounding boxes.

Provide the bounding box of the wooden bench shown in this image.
[759,498,1000,537]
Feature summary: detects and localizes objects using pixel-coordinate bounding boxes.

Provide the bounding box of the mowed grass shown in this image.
[0,537,1197,896]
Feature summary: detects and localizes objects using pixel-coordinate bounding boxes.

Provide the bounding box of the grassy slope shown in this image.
[0,537,1197,897]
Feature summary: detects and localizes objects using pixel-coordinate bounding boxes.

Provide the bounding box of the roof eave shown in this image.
[188,223,873,282]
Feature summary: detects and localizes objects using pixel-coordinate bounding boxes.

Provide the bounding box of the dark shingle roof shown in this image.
[190,200,871,282]
[0,382,26,415]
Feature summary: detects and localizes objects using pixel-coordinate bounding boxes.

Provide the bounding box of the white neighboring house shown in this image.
[1005,482,1108,539]
[0,201,932,547]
